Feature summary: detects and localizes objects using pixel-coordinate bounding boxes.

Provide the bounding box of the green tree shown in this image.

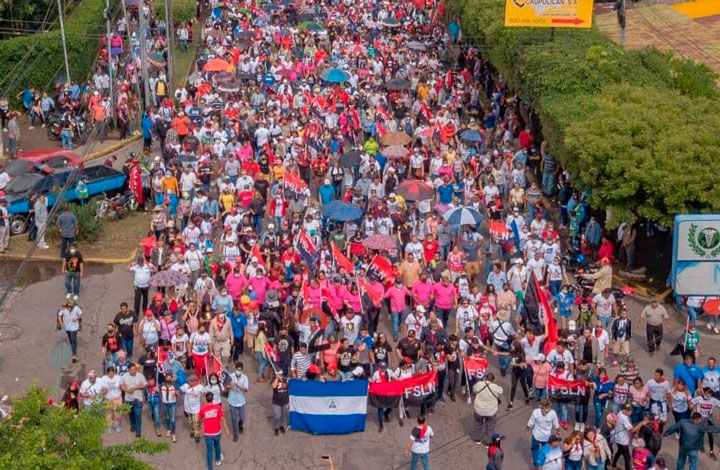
[0,385,168,470]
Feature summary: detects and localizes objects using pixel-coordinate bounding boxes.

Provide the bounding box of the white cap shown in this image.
[324,178,331,185]
[251,257,259,263]
[416,305,426,313]
[568,320,576,331]
[535,353,546,362]
[268,223,275,229]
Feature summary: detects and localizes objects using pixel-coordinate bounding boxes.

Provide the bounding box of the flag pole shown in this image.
[462,359,473,403]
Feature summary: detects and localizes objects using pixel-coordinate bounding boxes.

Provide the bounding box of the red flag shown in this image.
[535,273,558,355]
[369,371,438,408]
[463,357,488,380]
[376,119,387,138]
[297,230,317,256]
[263,142,276,165]
[251,243,265,267]
[332,242,354,272]
[548,375,588,401]
[358,279,382,305]
[367,255,395,284]
[264,342,280,362]
[375,104,389,121]
[283,171,309,195]
[157,346,168,374]
[212,355,224,376]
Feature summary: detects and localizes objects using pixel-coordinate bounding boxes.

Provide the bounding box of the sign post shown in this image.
[504,0,594,29]
[671,215,720,296]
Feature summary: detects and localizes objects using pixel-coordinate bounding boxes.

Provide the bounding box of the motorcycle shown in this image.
[95,191,136,219]
[46,114,89,145]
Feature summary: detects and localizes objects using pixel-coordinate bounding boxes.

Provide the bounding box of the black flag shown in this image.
[522,271,544,335]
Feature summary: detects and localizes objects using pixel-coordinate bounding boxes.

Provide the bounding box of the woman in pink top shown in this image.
[305,277,324,310]
[629,377,649,424]
[433,276,458,327]
[531,354,552,398]
[384,279,411,340]
[343,284,362,313]
[446,245,465,280]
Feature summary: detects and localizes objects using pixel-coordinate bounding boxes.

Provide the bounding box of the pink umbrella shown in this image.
[382,145,409,158]
[363,234,396,251]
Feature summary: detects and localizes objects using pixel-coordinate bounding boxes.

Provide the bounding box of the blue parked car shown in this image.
[3,165,126,234]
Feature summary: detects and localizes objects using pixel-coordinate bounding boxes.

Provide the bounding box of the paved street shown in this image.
[0,261,717,469]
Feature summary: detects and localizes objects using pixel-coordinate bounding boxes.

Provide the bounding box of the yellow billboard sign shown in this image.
[504,0,594,28]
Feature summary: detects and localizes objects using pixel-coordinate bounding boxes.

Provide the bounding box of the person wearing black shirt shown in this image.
[371,333,392,371]
[138,348,158,381]
[272,372,289,435]
[336,339,355,381]
[445,336,461,402]
[274,326,295,376]
[114,302,138,357]
[397,330,420,362]
[102,323,122,370]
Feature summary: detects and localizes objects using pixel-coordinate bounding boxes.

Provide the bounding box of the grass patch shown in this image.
[171,21,200,90]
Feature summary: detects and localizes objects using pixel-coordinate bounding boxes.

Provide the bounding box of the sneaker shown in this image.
[66,293,72,299]
[274,429,279,436]
[279,427,285,434]
[474,441,484,445]
[216,454,224,465]
[561,421,568,430]
[709,451,717,461]
[116,425,122,433]
[233,436,238,442]
[194,436,200,443]
[28,126,34,130]
[707,323,713,330]
[450,395,456,402]
[506,403,513,411]
[73,295,78,301]
[378,423,383,433]
[166,430,171,437]
[714,327,720,334]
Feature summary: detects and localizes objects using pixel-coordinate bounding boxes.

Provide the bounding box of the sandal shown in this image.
[171,435,177,443]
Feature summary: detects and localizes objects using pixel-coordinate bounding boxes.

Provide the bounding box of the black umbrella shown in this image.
[386,78,411,90]
[236,30,255,39]
[340,149,363,168]
[297,12,315,22]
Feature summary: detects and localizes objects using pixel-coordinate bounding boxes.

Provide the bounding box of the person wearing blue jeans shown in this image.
[121,363,147,438]
[199,392,230,470]
[664,412,720,470]
[406,415,433,470]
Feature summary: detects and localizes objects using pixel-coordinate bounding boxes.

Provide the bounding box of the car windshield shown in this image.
[4,173,40,196]
[4,160,32,177]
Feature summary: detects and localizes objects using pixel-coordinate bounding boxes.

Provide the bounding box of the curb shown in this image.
[83,135,142,162]
[0,248,137,265]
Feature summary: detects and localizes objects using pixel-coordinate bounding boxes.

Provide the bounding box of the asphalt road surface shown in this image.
[0,257,719,470]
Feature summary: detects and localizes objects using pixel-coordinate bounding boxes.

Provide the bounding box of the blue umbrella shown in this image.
[320,68,350,83]
[460,129,484,143]
[262,4,283,11]
[381,17,401,28]
[443,206,483,226]
[321,201,364,221]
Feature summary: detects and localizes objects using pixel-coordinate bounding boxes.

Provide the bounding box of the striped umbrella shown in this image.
[443,206,483,226]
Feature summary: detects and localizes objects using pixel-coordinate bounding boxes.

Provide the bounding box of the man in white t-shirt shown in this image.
[339,310,363,344]
[181,375,206,442]
[526,251,546,281]
[79,370,104,407]
[455,298,478,335]
[527,397,559,461]
[592,289,617,329]
[405,415,434,467]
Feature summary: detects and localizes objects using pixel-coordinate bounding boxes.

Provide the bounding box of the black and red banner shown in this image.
[547,375,588,402]
[369,371,438,408]
[463,357,488,381]
[367,255,395,284]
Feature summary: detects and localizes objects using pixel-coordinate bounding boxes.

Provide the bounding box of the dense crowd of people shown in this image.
[15,1,720,470]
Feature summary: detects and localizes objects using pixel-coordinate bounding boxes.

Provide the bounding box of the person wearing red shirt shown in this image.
[199,392,230,470]
[422,233,439,263]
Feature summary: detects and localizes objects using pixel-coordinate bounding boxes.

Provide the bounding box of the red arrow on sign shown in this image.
[551,17,585,25]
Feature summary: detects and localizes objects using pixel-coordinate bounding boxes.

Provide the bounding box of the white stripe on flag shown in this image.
[289,395,368,416]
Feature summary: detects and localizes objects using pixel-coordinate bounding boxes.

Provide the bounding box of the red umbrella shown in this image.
[489,221,510,239]
[703,299,720,315]
[396,179,433,201]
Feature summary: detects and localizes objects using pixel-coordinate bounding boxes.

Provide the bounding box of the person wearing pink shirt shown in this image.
[344,284,362,313]
[411,272,434,310]
[433,275,458,327]
[327,277,348,314]
[385,279,411,341]
[224,268,248,301]
[305,277,324,310]
[248,268,271,304]
[364,276,385,336]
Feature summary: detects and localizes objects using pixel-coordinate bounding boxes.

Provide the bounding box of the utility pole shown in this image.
[139,1,152,109]
[56,0,71,83]
[166,0,174,89]
[105,0,115,124]
[616,0,627,47]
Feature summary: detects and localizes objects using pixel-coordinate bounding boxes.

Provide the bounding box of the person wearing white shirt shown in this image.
[455,301,478,334]
[180,375,205,441]
[226,363,249,441]
[526,251,546,281]
[101,367,123,431]
[611,407,636,470]
[79,370,104,407]
[527,397,559,462]
[120,363,148,438]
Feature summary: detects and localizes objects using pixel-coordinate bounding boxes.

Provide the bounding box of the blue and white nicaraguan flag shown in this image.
[288,379,368,434]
